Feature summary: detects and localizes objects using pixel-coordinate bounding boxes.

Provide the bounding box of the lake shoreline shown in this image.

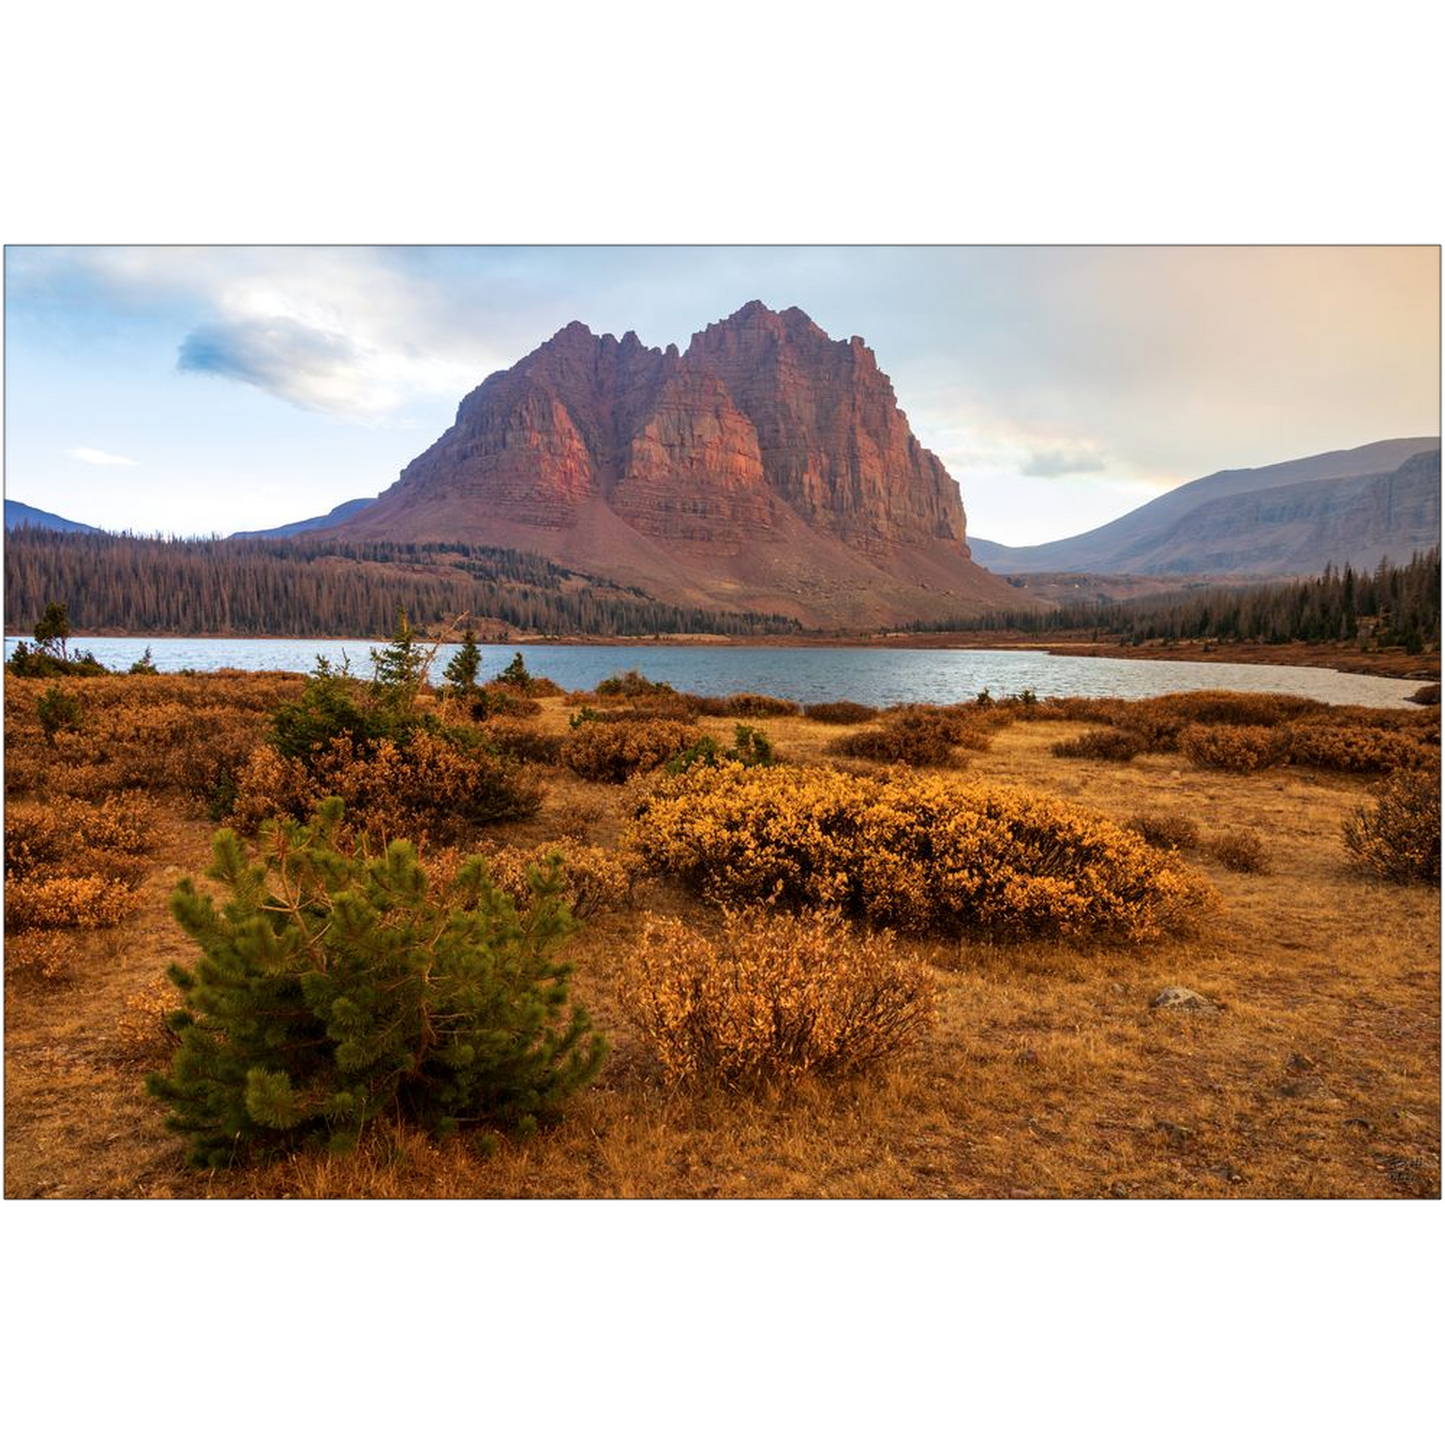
[11,628,1436,681]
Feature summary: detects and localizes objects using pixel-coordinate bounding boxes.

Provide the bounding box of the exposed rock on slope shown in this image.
[335,302,1021,628]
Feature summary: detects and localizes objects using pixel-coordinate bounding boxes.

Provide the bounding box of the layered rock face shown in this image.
[341,302,1018,627]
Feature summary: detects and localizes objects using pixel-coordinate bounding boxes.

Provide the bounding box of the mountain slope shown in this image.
[5,499,103,534]
[972,437,1440,576]
[231,496,378,539]
[332,302,1025,628]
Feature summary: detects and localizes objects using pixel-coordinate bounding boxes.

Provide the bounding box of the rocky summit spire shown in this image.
[336,303,1023,628]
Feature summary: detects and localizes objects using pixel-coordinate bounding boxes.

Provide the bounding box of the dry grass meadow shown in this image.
[4,671,1439,1199]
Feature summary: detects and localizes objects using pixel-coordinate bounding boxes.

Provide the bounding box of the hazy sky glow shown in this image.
[4,245,1438,543]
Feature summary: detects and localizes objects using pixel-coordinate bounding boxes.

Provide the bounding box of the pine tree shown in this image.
[148,799,608,1165]
[371,608,426,696]
[443,628,483,695]
[34,600,72,659]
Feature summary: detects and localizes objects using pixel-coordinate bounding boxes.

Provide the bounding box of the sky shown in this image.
[3,244,1439,545]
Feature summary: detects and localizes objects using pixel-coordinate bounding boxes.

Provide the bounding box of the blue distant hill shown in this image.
[230,496,377,539]
[5,499,103,533]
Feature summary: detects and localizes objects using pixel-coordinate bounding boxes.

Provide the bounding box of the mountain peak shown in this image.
[335,303,1021,627]
[546,319,599,348]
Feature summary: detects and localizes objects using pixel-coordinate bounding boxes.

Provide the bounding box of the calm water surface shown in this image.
[5,636,1425,708]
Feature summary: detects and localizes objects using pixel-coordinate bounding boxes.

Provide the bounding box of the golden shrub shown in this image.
[486,838,633,918]
[1179,724,1289,772]
[115,979,179,1063]
[1051,727,1144,762]
[802,700,879,725]
[227,744,322,834]
[617,908,936,1087]
[560,718,705,783]
[5,873,137,930]
[227,730,542,842]
[1159,691,1318,727]
[1343,767,1441,884]
[825,707,987,767]
[695,692,800,718]
[1041,691,1316,754]
[3,673,291,806]
[627,764,1214,940]
[1286,725,1434,775]
[484,724,565,766]
[1207,828,1270,873]
[4,791,159,946]
[1125,813,1201,852]
[2,929,74,982]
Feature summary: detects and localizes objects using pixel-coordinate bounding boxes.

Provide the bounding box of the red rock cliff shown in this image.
[341,302,1019,627]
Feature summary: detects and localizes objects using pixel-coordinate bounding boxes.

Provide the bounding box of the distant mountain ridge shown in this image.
[327,301,1027,628]
[5,499,103,534]
[970,438,1440,577]
[231,496,377,539]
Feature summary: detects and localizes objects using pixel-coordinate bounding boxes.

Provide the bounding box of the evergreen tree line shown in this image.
[3,528,800,638]
[904,549,1442,650]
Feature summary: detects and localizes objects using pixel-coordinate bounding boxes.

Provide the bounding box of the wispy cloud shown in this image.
[67,447,138,467]
[177,316,395,416]
[1021,444,1108,477]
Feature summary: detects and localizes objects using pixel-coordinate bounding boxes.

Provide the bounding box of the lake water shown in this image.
[4,636,1426,708]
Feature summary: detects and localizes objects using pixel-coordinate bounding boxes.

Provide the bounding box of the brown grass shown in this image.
[4,678,1438,1199]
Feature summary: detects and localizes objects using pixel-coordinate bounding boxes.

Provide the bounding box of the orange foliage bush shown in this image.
[1208,828,1270,873]
[618,908,936,1087]
[695,693,800,718]
[628,764,1214,940]
[227,731,542,843]
[826,707,988,767]
[3,930,74,983]
[5,873,137,930]
[1285,725,1435,775]
[802,700,879,725]
[1179,724,1289,772]
[1051,727,1144,762]
[485,838,634,918]
[560,718,705,783]
[1125,813,1201,853]
[5,792,160,877]
[484,724,565,766]
[3,672,293,808]
[1343,767,1441,884]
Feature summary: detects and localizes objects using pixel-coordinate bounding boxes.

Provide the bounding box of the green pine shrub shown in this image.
[148,799,608,1166]
[36,684,83,738]
[666,723,777,773]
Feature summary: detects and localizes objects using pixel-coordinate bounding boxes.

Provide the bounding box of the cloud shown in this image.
[1021,444,1108,477]
[67,447,138,467]
[175,316,401,415]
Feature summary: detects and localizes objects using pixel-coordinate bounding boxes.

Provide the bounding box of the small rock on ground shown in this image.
[1151,986,1218,1013]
